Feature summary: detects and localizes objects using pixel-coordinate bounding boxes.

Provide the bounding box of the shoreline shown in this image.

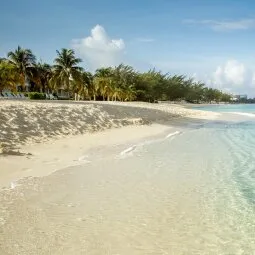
[0,124,174,188]
[0,100,219,189]
[2,101,255,254]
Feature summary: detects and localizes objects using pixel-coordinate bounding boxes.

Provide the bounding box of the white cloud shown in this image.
[209,59,255,96]
[184,19,255,31]
[213,60,247,87]
[71,25,125,70]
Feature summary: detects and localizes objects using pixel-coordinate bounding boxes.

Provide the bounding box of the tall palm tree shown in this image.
[93,76,113,101]
[71,71,92,100]
[51,48,83,95]
[81,71,93,100]
[7,46,36,91]
[93,67,114,101]
[31,62,52,93]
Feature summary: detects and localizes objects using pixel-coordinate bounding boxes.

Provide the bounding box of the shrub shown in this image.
[28,92,46,100]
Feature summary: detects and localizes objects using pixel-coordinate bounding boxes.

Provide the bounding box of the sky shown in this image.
[1,0,255,96]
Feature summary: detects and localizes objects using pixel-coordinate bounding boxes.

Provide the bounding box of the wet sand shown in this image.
[0,101,221,254]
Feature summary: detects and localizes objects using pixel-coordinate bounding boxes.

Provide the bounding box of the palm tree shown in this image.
[32,62,52,93]
[82,71,94,100]
[94,67,113,78]
[93,76,113,101]
[51,48,83,96]
[93,67,114,101]
[7,46,36,91]
[0,60,22,93]
[125,85,137,101]
[112,87,124,101]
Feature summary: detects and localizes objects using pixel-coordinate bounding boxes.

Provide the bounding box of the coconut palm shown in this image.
[124,85,137,101]
[0,60,22,92]
[94,67,113,78]
[84,71,94,100]
[93,67,114,100]
[93,76,113,101]
[112,87,124,101]
[32,62,52,93]
[78,71,93,100]
[51,48,83,95]
[7,46,36,91]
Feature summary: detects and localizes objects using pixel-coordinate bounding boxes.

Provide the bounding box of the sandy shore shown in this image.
[0,100,219,188]
[5,101,251,255]
[0,100,219,148]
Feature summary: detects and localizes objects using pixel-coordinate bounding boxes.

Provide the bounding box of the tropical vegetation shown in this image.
[0,46,232,103]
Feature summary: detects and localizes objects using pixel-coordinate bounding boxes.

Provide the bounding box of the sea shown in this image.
[1,104,255,254]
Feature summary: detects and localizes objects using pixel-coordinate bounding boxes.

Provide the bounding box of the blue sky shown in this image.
[1,0,255,95]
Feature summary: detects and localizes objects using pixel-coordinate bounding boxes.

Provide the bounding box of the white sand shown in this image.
[0,100,219,188]
[86,101,220,120]
[0,124,173,188]
[0,101,226,254]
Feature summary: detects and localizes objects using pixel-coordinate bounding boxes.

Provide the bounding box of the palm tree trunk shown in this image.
[24,73,29,92]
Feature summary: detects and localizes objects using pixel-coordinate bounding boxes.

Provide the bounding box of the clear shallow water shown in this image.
[193,103,255,114]
[1,119,255,254]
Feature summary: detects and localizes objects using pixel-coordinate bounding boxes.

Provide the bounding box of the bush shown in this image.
[28,92,46,100]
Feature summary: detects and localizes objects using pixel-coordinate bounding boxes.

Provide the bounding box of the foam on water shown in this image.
[119,145,137,156]
[117,130,182,159]
[165,130,181,138]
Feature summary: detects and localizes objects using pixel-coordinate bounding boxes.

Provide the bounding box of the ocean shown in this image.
[193,103,255,115]
[1,105,255,254]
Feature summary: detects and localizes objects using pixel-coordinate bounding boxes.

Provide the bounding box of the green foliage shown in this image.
[7,46,36,89]
[0,47,233,103]
[51,48,83,92]
[28,92,46,100]
[0,60,22,91]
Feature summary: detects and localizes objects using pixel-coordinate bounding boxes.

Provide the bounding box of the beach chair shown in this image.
[2,92,10,99]
[12,93,19,99]
[16,93,22,99]
[6,92,15,99]
[49,94,57,100]
[20,93,27,99]
[1,92,6,98]
[0,93,5,100]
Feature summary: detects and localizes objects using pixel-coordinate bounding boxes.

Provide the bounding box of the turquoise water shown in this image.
[193,103,255,113]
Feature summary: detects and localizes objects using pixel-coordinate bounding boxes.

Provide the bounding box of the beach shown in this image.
[3,101,255,254]
[0,100,218,188]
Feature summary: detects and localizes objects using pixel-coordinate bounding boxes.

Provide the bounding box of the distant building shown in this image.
[231,94,248,102]
[238,94,248,100]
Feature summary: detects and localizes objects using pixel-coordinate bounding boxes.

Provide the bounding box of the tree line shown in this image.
[0,46,232,103]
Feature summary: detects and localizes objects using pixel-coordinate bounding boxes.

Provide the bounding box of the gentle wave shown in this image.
[117,130,182,159]
[165,131,181,138]
[120,145,137,156]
